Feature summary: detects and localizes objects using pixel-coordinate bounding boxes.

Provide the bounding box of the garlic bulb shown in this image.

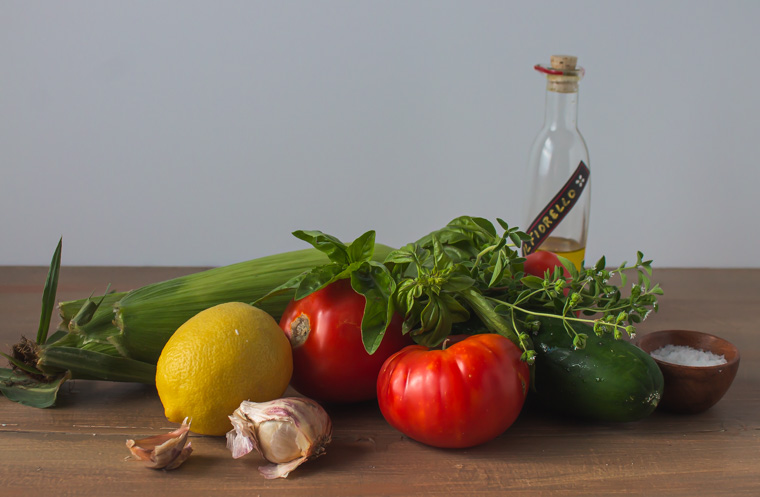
[226,397,332,479]
[126,418,193,470]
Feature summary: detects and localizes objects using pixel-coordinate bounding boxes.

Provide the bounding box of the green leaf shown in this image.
[469,217,498,237]
[438,293,470,323]
[36,238,62,345]
[347,230,376,263]
[556,255,577,278]
[643,261,653,276]
[415,296,452,347]
[521,275,545,290]
[508,231,523,248]
[441,272,475,293]
[253,271,308,305]
[295,263,346,300]
[442,245,475,264]
[384,246,416,265]
[431,236,452,270]
[402,314,419,335]
[594,256,606,272]
[292,230,350,265]
[419,296,441,333]
[637,270,651,291]
[0,368,69,408]
[350,262,397,354]
[489,252,505,288]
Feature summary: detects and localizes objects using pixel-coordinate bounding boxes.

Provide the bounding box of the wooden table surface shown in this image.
[1,266,758,496]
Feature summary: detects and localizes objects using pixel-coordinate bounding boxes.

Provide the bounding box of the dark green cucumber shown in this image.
[532,316,664,422]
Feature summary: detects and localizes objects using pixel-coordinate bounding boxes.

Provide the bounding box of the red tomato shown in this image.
[523,250,568,278]
[376,334,530,448]
[524,251,574,305]
[279,278,410,403]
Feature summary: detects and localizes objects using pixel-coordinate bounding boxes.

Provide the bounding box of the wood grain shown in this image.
[1,267,758,496]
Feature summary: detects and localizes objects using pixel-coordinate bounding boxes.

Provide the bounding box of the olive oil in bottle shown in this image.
[523,55,590,270]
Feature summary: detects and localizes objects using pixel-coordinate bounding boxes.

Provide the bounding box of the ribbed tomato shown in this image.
[377,334,529,448]
[279,279,410,403]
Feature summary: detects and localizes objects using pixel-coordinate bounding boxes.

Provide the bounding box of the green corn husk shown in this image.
[56,244,395,367]
[115,248,333,363]
[13,242,392,407]
[38,346,157,383]
[3,242,394,409]
[58,291,127,334]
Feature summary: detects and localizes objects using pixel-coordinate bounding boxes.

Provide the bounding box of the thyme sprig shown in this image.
[387,217,662,362]
[494,253,663,351]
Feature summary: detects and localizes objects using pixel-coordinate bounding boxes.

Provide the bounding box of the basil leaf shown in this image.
[448,216,497,238]
[253,271,308,304]
[419,297,441,336]
[438,293,470,323]
[416,296,452,347]
[292,230,350,265]
[471,217,497,237]
[384,246,416,265]
[442,245,475,263]
[350,261,397,355]
[402,314,419,336]
[347,230,376,263]
[431,236,452,270]
[295,263,346,300]
[442,272,475,293]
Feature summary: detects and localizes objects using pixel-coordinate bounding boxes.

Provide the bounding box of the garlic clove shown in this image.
[126,418,193,470]
[256,419,306,463]
[226,397,332,479]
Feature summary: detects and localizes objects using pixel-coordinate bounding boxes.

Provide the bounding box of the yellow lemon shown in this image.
[156,302,292,436]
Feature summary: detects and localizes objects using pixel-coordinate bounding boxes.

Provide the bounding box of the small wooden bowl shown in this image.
[636,330,740,414]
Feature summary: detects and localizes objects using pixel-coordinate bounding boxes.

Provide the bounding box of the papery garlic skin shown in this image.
[226,397,332,479]
[126,418,193,470]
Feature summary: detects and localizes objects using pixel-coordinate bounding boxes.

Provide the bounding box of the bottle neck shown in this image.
[543,89,580,130]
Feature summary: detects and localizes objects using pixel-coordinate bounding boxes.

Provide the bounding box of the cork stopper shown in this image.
[550,55,577,71]
[539,54,583,93]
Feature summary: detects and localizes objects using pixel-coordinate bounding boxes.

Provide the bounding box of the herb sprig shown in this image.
[263,216,662,362]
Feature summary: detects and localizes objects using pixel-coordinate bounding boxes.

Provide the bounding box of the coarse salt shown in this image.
[650,344,726,367]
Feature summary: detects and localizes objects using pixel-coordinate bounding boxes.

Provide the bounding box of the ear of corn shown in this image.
[114,247,333,363]
[49,244,395,376]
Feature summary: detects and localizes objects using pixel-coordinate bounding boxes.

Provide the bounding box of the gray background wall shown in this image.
[2,1,758,268]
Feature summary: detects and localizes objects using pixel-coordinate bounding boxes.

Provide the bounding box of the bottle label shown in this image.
[522,161,590,256]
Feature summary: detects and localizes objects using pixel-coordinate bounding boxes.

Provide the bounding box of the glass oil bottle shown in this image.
[523,55,590,270]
